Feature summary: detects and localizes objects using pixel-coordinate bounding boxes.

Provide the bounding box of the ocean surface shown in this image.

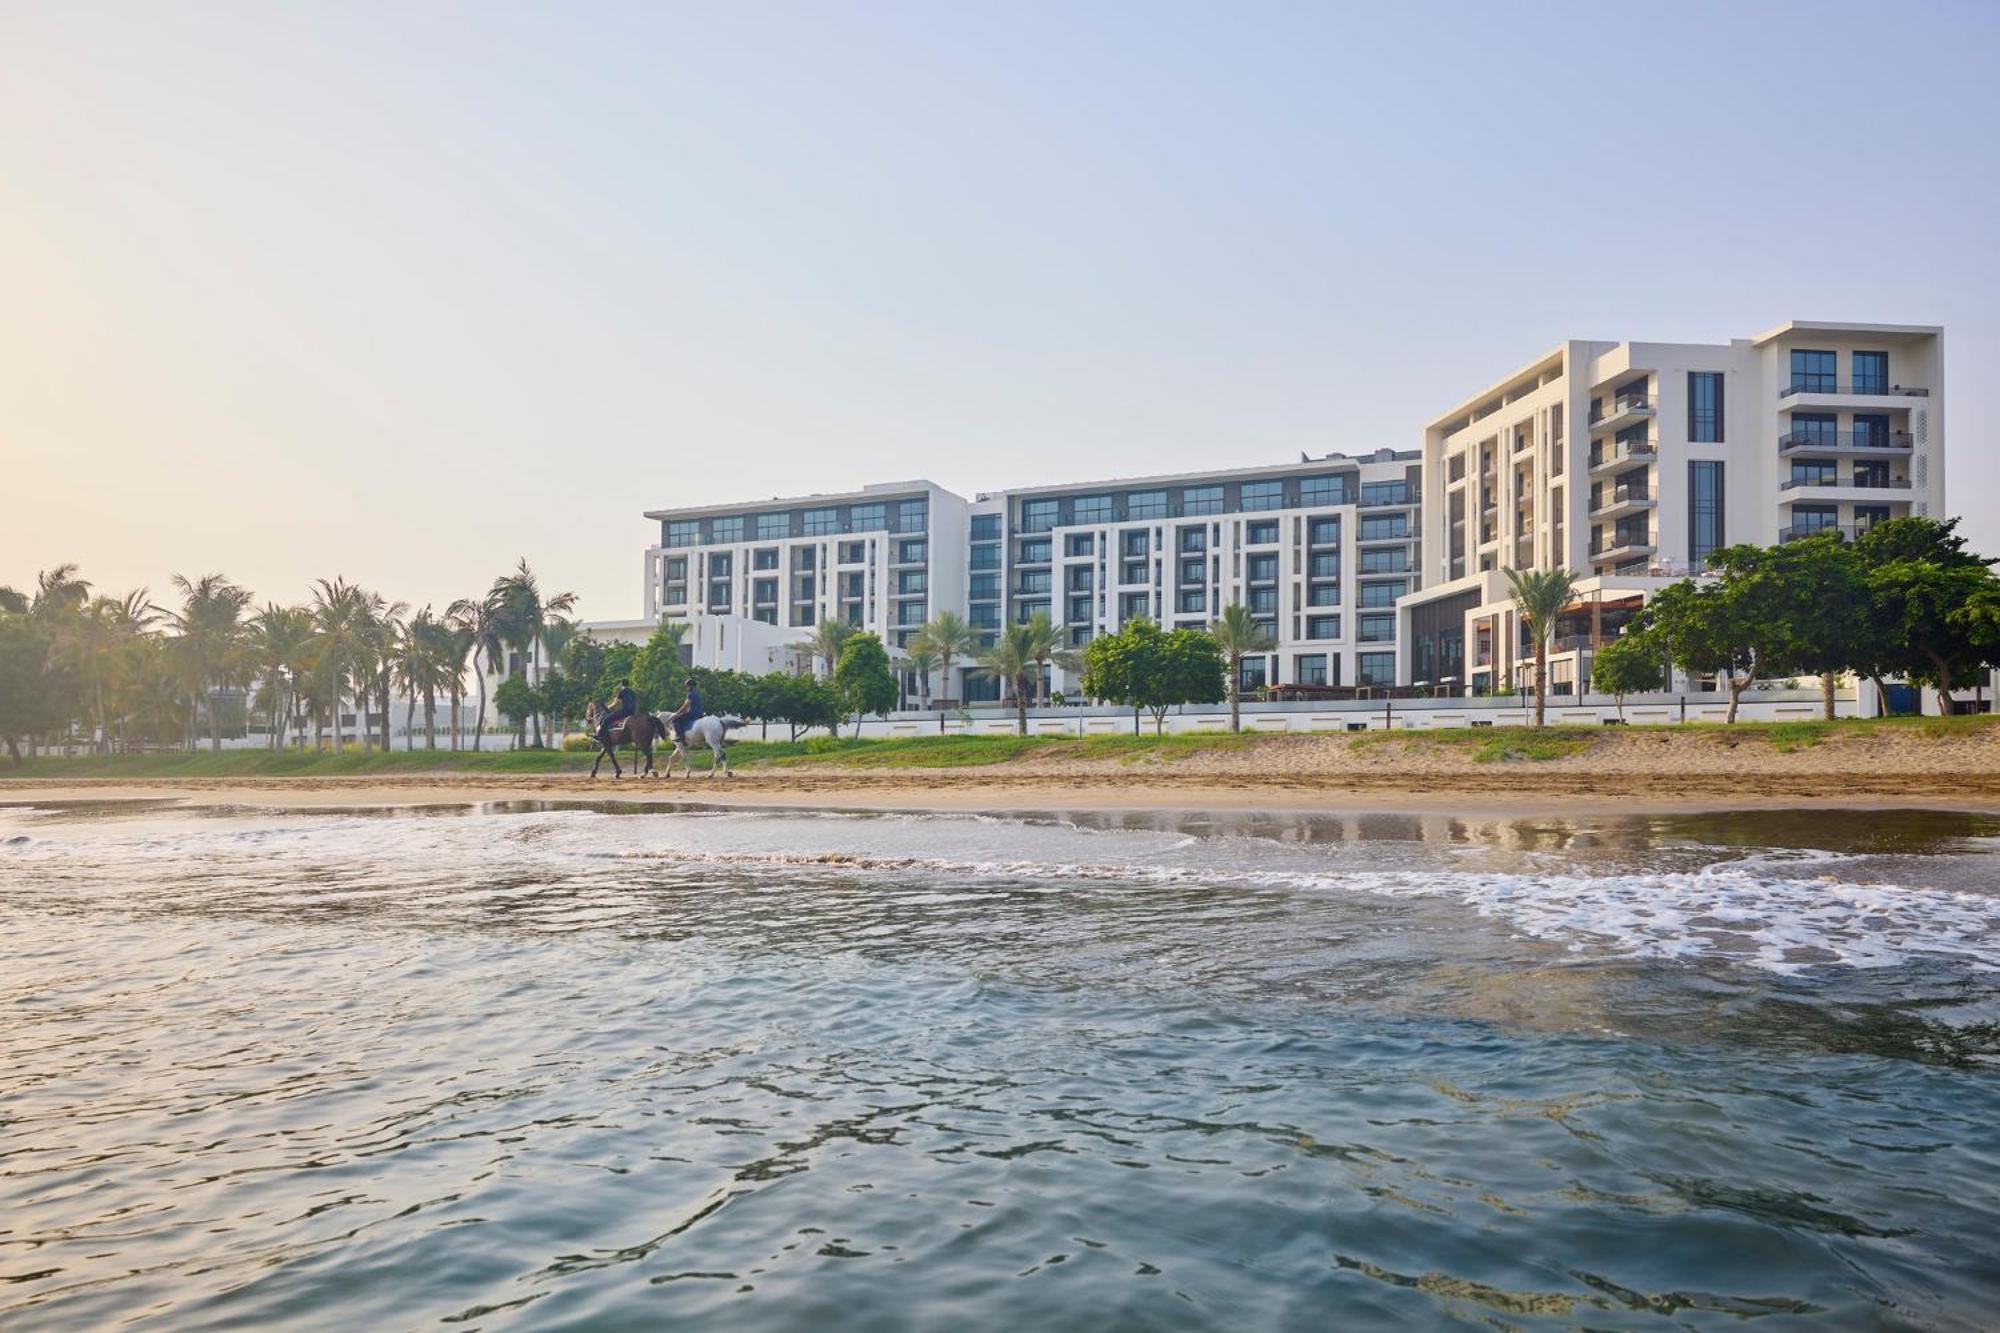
[3,799,1998,1330]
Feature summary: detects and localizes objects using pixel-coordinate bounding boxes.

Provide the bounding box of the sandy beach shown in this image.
[8,726,1999,814]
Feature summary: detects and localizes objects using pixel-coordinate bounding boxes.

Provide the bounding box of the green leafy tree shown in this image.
[1588,632,1662,722]
[901,643,940,710]
[246,603,313,751]
[1079,617,1227,735]
[594,641,641,708]
[832,632,898,736]
[493,674,539,749]
[0,613,60,763]
[447,594,505,750]
[1209,602,1276,732]
[168,573,253,751]
[1637,548,1799,724]
[487,559,576,748]
[1757,532,1871,719]
[631,621,694,711]
[1855,517,1999,715]
[752,671,842,739]
[1502,566,1578,728]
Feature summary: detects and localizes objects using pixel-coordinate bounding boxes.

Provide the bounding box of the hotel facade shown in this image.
[608,320,1945,705]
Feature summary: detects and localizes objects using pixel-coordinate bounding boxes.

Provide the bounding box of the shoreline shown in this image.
[7,771,2000,816]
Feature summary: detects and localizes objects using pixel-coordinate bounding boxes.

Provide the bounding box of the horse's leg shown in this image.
[590,743,603,779]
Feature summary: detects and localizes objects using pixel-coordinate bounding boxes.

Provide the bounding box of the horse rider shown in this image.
[665,676,703,743]
[597,677,638,748]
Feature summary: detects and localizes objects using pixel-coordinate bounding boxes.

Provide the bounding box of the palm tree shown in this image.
[400,608,459,750]
[976,622,1038,736]
[47,591,155,754]
[901,644,940,710]
[440,616,473,750]
[448,595,505,751]
[1209,603,1277,733]
[487,560,576,748]
[359,595,409,752]
[809,618,858,679]
[917,611,979,707]
[1503,566,1579,729]
[168,573,252,750]
[1020,610,1064,706]
[246,604,313,751]
[31,564,91,619]
[310,578,370,754]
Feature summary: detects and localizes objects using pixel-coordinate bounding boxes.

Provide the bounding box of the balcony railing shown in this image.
[1777,430,1913,452]
[1589,536,1656,559]
[1781,382,1928,398]
[1779,474,1911,491]
[1588,440,1656,469]
[1589,484,1652,515]
[1588,394,1653,424]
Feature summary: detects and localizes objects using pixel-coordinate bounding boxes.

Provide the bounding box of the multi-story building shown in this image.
[1399,321,1944,696]
[970,450,1422,700]
[641,481,970,673]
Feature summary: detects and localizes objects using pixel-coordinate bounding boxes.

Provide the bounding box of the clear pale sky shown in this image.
[5,2,1998,620]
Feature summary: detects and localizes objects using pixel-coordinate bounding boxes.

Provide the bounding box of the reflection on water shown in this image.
[2,802,1998,1330]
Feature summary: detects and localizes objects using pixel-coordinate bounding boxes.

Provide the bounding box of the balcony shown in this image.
[1587,440,1656,475]
[1589,536,1657,565]
[1588,394,1656,436]
[1780,381,1928,400]
[1780,523,1882,544]
[1359,488,1415,509]
[1357,528,1413,546]
[1589,484,1656,520]
[1777,430,1914,456]
[1780,474,1912,493]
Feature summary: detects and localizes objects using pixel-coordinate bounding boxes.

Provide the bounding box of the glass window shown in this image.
[803,508,839,536]
[1360,515,1408,541]
[841,571,864,598]
[1019,499,1059,532]
[1309,551,1340,577]
[791,546,816,570]
[1182,486,1223,516]
[1016,600,1049,624]
[969,545,1000,571]
[1249,587,1279,614]
[708,553,732,576]
[753,548,779,570]
[1359,581,1403,607]
[663,583,687,606]
[1790,413,1837,447]
[1356,652,1395,686]
[1689,460,1725,566]
[1177,588,1206,614]
[1179,528,1207,553]
[898,539,926,564]
[665,520,700,547]
[1688,371,1723,443]
[1066,533,1095,557]
[1245,520,1279,545]
[896,498,927,532]
[1309,518,1341,546]
[1789,460,1835,486]
[1017,569,1051,594]
[898,600,927,626]
[1073,495,1114,525]
[1790,349,1836,393]
[664,556,687,579]
[1179,557,1205,585]
[1299,475,1350,507]
[1240,480,1283,512]
[1307,615,1340,640]
[1792,505,1838,534]
[1018,538,1051,564]
[898,570,927,594]
[839,541,867,564]
[753,577,778,604]
[1294,654,1328,686]
[1239,657,1268,690]
[1361,481,1410,506]
[1067,566,1093,591]
[1068,596,1092,624]
[1358,612,1394,643]
[1852,351,1888,395]
[1122,529,1151,557]
[1359,549,1408,574]
[1121,560,1147,584]
[970,573,998,601]
[1127,490,1168,519]
[970,513,1002,540]
[849,504,886,532]
[754,512,787,540]
[1308,582,1340,607]
[1247,553,1279,582]
[1853,413,1891,447]
[1120,592,1150,622]
[970,604,1000,629]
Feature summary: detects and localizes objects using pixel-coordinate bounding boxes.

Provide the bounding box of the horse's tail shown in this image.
[651,713,668,743]
[720,716,745,733]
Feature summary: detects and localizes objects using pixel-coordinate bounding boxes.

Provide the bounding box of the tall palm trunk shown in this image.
[1227,655,1241,733]
[1014,674,1028,736]
[529,636,545,748]
[95,680,108,756]
[470,646,487,752]
[1533,644,1547,728]
[1821,671,1837,722]
[423,687,437,750]
[330,688,343,754]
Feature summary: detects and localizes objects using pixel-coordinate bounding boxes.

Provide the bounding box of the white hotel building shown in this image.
[593,318,1945,708]
[1398,321,1943,697]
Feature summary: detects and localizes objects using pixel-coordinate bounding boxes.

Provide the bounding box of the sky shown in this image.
[4,1,1999,621]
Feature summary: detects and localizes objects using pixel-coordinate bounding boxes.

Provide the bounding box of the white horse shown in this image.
[664,714,746,778]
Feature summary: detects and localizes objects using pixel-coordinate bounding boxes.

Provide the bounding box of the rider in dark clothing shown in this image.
[666,678,703,741]
[598,679,637,746]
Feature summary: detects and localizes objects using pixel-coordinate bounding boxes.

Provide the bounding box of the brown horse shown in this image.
[583,699,665,778]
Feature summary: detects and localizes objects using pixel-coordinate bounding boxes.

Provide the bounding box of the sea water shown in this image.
[2,801,1997,1330]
